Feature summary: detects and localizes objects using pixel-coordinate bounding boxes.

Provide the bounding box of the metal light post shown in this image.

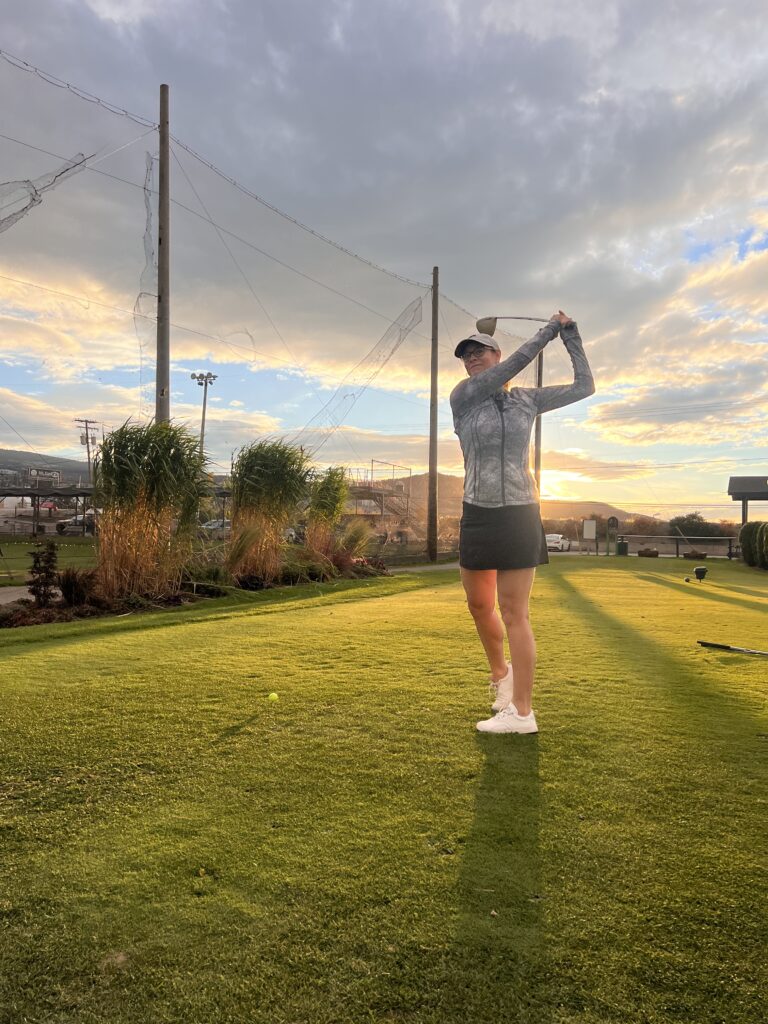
[191,372,217,454]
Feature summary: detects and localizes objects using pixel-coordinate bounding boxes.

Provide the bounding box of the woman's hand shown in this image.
[550,310,573,326]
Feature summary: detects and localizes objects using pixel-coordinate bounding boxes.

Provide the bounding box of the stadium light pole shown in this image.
[191,372,217,454]
[427,266,439,563]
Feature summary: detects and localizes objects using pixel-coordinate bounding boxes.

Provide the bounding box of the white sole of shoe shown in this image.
[476,712,538,734]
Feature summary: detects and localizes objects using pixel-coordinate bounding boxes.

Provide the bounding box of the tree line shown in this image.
[541,512,740,540]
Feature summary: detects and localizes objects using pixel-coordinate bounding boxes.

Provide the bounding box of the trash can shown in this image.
[617,539,629,556]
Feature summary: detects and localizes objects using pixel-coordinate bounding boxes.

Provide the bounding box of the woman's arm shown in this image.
[450,319,561,418]
[526,322,595,413]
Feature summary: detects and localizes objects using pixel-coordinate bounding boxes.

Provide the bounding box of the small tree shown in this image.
[625,515,670,537]
[669,512,724,539]
[28,540,58,608]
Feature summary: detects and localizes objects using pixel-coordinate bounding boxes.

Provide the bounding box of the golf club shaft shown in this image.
[698,640,768,657]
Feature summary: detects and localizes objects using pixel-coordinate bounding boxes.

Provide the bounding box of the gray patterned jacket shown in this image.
[450,320,595,507]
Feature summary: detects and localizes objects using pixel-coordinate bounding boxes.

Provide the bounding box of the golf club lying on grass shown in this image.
[698,640,768,658]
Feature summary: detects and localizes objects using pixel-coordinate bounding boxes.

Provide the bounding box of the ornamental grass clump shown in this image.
[331,518,378,576]
[305,466,349,562]
[228,440,311,586]
[95,422,207,600]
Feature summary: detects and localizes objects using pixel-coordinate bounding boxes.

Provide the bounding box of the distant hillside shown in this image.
[397,473,632,521]
[0,448,88,485]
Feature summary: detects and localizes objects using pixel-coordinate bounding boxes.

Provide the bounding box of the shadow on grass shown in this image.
[552,574,766,740]
[434,735,550,1023]
[634,572,768,613]
[711,579,768,599]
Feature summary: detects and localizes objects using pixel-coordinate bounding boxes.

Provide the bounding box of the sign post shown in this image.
[582,518,597,556]
[606,515,619,556]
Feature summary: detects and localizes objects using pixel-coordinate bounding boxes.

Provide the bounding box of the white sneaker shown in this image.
[476,704,538,734]
[489,663,514,712]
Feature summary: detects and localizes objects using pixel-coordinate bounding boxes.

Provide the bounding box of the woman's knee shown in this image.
[499,603,529,629]
[466,596,495,620]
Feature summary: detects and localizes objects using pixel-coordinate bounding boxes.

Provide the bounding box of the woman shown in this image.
[450,311,594,734]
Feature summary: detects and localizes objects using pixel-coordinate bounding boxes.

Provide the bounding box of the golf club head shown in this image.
[476,316,497,336]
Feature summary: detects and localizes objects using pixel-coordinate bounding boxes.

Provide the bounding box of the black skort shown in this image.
[459,501,549,571]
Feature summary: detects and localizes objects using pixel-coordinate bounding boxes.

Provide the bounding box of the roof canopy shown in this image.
[0,485,95,498]
[727,476,768,500]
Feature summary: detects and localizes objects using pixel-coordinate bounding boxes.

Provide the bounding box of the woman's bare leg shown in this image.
[460,568,508,681]
[496,568,537,715]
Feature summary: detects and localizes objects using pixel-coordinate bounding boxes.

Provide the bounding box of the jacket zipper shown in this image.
[495,395,506,504]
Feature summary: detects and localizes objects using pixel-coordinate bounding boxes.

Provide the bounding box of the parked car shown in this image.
[56,514,98,536]
[199,519,231,539]
[546,533,571,552]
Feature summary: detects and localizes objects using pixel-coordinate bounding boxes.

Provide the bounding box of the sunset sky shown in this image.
[2,0,767,520]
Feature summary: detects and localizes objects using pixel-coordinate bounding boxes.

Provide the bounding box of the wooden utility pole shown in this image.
[533,351,544,492]
[427,266,439,562]
[156,83,171,424]
[75,418,98,483]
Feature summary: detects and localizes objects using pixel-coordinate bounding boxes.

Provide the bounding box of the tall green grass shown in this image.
[229,439,311,584]
[95,422,207,599]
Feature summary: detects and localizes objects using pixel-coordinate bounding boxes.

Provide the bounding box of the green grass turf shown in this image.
[0,558,765,1023]
[0,537,96,585]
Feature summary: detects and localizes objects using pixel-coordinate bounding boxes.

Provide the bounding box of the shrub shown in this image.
[0,602,27,628]
[757,523,768,570]
[331,520,377,577]
[183,544,232,593]
[28,540,59,608]
[58,567,98,606]
[280,544,337,585]
[350,556,390,578]
[738,521,762,566]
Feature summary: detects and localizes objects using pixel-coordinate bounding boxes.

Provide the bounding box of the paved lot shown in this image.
[0,585,35,604]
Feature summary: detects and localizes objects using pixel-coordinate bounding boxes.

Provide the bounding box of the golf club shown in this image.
[697,640,768,658]
[476,316,550,336]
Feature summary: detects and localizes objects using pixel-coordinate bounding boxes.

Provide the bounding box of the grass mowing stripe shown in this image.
[532,564,765,1023]
[0,571,458,660]
[0,558,765,1022]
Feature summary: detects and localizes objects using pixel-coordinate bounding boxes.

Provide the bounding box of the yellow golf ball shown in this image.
[268,692,279,702]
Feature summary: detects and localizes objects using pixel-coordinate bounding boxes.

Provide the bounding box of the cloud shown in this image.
[79,0,213,28]
[2,0,768,503]
[540,449,658,481]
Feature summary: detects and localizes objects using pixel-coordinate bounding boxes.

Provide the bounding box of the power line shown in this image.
[0,47,527,347]
[1,127,444,345]
[170,142,295,363]
[585,399,765,423]
[0,49,157,127]
[0,48,428,290]
[0,272,433,398]
[0,412,44,455]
